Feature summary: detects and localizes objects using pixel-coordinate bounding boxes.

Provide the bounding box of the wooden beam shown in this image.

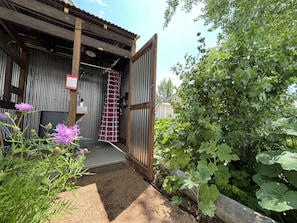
[0,6,74,41]
[83,20,133,47]
[11,86,23,96]
[68,17,82,127]
[0,19,27,52]
[0,100,15,109]
[8,0,133,47]
[7,0,76,26]
[0,38,25,69]
[81,35,131,58]
[130,102,151,110]
[17,51,27,103]
[147,34,158,181]
[0,6,131,58]
[3,56,13,101]
[126,37,136,156]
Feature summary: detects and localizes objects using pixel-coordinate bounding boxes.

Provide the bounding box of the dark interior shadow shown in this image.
[76,162,149,221]
[79,139,126,169]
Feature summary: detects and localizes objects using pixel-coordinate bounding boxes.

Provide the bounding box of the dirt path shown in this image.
[52,162,222,223]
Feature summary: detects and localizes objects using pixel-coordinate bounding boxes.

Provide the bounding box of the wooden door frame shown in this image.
[126,34,157,180]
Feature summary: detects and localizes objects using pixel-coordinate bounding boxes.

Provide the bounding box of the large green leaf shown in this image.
[197,160,213,184]
[252,173,273,186]
[169,149,190,170]
[199,201,216,217]
[217,143,239,162]
[281,124,297,136]
[256,150,297,171]
[274,151,297,171]
[183,160,213,189]
[256,182,297,211]
[256,163,282,178]
[284,171,297,188]
[256,151,282,165]
[199,183,219,203]
[214,164,231,186]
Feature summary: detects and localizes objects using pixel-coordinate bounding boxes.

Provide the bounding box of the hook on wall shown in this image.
[120,92,128,109]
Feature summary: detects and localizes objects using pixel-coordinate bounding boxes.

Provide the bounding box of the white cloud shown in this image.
[99,10,104,17]
[96,0,107,6]
[184,32,196,38]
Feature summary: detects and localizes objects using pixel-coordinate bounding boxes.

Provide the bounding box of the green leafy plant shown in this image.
[0,103,89,223]
[252,119,297,222]
[154,118,240,216]
[157,0,297,221]
[181,140,239,216]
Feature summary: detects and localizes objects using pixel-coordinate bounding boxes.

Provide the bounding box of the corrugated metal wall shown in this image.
[0,45,21,117]
[0,49,7,116]
[131,49,152,105]
[77,64,107,138]
[129,47,153,166]
[0,49,6,97]
[130,109,149,163]
[0,47,130,140]
[23,49,107,138]
[0,44,21,100]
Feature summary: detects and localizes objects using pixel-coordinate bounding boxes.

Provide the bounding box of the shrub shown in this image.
[0,103,89,223]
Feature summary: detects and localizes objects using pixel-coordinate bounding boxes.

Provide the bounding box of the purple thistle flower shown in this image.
[75,150,84,156]
[51,124,79,145]
[15,103,33,111]
[0,113,7,120]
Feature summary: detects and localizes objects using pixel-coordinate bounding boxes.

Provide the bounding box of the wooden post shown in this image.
[16,50,27,126]
[126,37,136,153]
[17,51,27,103]
[3,56,13,101]
[68,17,82,126]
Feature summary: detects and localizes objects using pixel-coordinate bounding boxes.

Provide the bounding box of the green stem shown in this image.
[277,213,284,223]
[196,185,201,204]
[292,211,297,221]
[16,112,24,128]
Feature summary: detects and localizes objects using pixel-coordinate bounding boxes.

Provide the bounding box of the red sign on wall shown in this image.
[65,74,78,90]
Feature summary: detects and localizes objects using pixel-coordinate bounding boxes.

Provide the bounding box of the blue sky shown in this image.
[72,0,218,87]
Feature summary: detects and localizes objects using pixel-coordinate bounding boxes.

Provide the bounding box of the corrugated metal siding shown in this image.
[130,109,149,165]
[11,62,20,102]
[0,44,21,104]
[129,47,153,166]
[0,49,7,98]
[76,64,106,138]
[0,45,20,117]
[131,48,152,105]
[128,34,157,180]
[23,49,107,138]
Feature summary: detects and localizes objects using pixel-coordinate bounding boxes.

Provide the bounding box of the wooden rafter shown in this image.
[0,6,131,58]
[0,38,25,69]
[0,19,27,52]
[7,0,133,47]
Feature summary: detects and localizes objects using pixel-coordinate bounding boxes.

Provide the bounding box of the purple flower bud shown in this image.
[75,150,84,156]
[0,113,7,120]
[15,103,33,111]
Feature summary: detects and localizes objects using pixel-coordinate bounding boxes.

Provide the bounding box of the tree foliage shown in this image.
[154,0,297,221]
[156,78,174,104]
